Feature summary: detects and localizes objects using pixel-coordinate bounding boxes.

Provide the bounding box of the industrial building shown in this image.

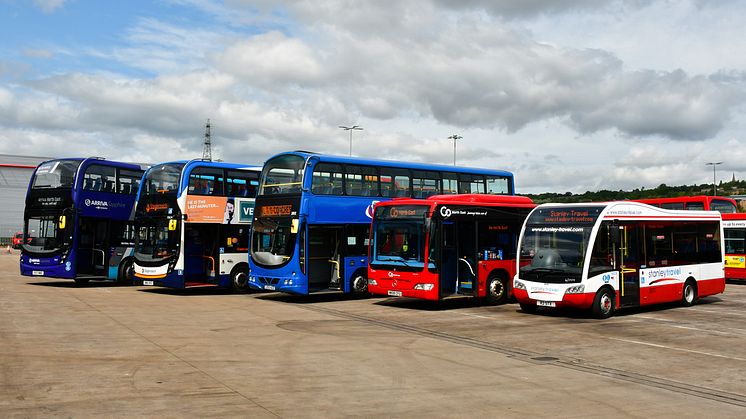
[0,154,48,241]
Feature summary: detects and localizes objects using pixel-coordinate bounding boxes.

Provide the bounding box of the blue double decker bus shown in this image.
[132,160,261,290]
[20,158,146,284]
[248,151,515,296]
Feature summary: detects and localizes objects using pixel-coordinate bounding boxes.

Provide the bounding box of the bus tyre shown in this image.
[231,265,250,292]
[351,273,368,297]
[486,274,508,305]
[681,279,698,307]
[519,302,538,314]
[118,259,133,286]
[592,288,615,319]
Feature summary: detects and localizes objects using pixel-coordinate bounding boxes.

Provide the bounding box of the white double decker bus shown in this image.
[514,202,725,318]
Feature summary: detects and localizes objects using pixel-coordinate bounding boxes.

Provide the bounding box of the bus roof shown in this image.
[37,157,146,171]
[376,194,534,208]
[268,150,514,177]
[634,195,736,205]
[532,201,722,221]
[152,159,262,171]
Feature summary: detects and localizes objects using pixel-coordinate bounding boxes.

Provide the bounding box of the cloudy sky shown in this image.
[2,0,746,193]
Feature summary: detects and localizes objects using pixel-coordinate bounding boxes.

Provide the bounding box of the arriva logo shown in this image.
[440,206,452,218]
[365,200,380,219]
[85,199,109,207]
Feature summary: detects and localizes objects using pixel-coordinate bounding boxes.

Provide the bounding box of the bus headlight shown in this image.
[413,283,434,291]
[514,280,526,290]
[368,279,378,286]
[565,284,585,294]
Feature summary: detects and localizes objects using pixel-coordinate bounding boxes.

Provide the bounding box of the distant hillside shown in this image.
[524,180,746,204]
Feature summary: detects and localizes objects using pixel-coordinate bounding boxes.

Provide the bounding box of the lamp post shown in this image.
[339,125,363,156]
[447,134,462,166]
[706,161,723,196]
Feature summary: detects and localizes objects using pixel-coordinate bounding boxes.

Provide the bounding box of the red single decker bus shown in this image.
[722,212,746,280]
[634,195,738,213]
[368,194,535,303]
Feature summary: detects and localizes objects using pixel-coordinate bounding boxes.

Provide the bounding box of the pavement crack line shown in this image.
[66,292,280,417]
[300,304,746,408]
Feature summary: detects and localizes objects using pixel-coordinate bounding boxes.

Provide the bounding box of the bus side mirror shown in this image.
[290,219,299,234]
[423,218,431,232]
[168,219,178,231]
[58,215,66,229]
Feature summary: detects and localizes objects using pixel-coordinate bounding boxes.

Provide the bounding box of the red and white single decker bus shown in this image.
[722,212,746,281]
[514,202,725,318]
[368,194,535,304]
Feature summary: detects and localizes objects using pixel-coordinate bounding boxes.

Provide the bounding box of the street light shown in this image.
[706,161,723,196]
[447,134,462,166]
[339,125,363,156]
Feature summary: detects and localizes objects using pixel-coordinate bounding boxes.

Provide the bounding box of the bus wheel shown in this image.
[681,279,698,307]
[231,265,250,292]
[519,302,538,314]
[351,273,368,297]
[118,259,133,286]
[486,274,508,305]
[74,277,89,285]
[592,288,615,319]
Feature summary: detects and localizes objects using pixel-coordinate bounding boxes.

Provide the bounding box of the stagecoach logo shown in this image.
[440,206,452,218]
[365,201,381,219]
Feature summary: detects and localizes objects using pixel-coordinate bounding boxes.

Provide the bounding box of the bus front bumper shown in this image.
[513,287,595,310]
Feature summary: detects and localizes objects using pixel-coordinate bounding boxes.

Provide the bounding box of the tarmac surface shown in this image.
[1,249,746,418]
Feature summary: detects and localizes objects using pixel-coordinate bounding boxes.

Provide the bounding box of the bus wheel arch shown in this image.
[681,278,698,307]
[117,257,134,286]
[350,269,368,297]
[592,286,615,319]
[485,270,509,305]
[231,263,250,292]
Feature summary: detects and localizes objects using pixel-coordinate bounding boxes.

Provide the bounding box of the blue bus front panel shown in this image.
[20,253,75,279]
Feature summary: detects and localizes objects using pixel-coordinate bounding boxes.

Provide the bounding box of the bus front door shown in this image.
[456,221,478,296]
[308,226,343,292]
[76,218,109,276]
[618,224,640,307]
[184,224,218,285]
[440,222,457,297]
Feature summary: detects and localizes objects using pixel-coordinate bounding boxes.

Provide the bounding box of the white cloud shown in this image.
[3,0,746,194]
[32,0,65,14]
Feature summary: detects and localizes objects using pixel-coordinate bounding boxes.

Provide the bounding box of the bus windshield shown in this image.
[31,160,81,189]
[134,219,180,262]
[251,217,296,266]
[373,221,427,268]
[23,214,69,255]
[371,205,430,269]
[519,206,603,283]
[259,154,305,196]
[142,163,184,195]
[711,199,738,214]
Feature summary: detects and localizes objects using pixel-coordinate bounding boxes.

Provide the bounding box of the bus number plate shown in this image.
[537,300,555,307]
[264,285,276,290]
[142,280,154,286]
[388,290,403,297]
[32,270,44,276]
